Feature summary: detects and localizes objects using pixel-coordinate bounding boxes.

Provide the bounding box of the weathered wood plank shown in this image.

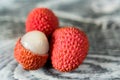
[0,17,120,80]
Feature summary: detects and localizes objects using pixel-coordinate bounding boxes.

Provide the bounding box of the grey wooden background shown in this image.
[0,0,120,80]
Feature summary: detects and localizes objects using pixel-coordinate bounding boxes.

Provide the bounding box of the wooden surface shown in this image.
[0,17,120,80]
[0,0,120,80]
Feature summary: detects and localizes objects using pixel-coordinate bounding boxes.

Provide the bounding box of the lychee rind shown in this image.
[14,38,48,70]
[51,27,89,72]
[26,8,59,36]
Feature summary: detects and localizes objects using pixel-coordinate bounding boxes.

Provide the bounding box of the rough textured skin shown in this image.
[14,38,48,70]
[26,8,59,36]
[50,27,89,72]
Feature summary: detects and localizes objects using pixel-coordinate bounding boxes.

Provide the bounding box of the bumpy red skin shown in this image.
[26,8,59,36]
[51,27,89,72]
[14,38,48,70]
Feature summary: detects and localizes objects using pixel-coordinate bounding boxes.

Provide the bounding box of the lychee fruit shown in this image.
[26,8,59,36]
[14,31,49,70]
[50,27,89,72]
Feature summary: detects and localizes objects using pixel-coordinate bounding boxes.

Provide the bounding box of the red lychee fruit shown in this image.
[14,31,49,70]
[26,8,59,36]
[50,27,89,72]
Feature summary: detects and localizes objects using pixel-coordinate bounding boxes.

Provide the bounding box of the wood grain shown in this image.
[0,17,120,80]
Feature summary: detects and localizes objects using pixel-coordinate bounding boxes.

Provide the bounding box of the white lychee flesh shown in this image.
[20,31,49,55]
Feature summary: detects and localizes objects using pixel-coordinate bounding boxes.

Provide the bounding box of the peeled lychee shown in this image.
[50,27,89,72]
[14,31,49,70]
[26,8,59,36]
